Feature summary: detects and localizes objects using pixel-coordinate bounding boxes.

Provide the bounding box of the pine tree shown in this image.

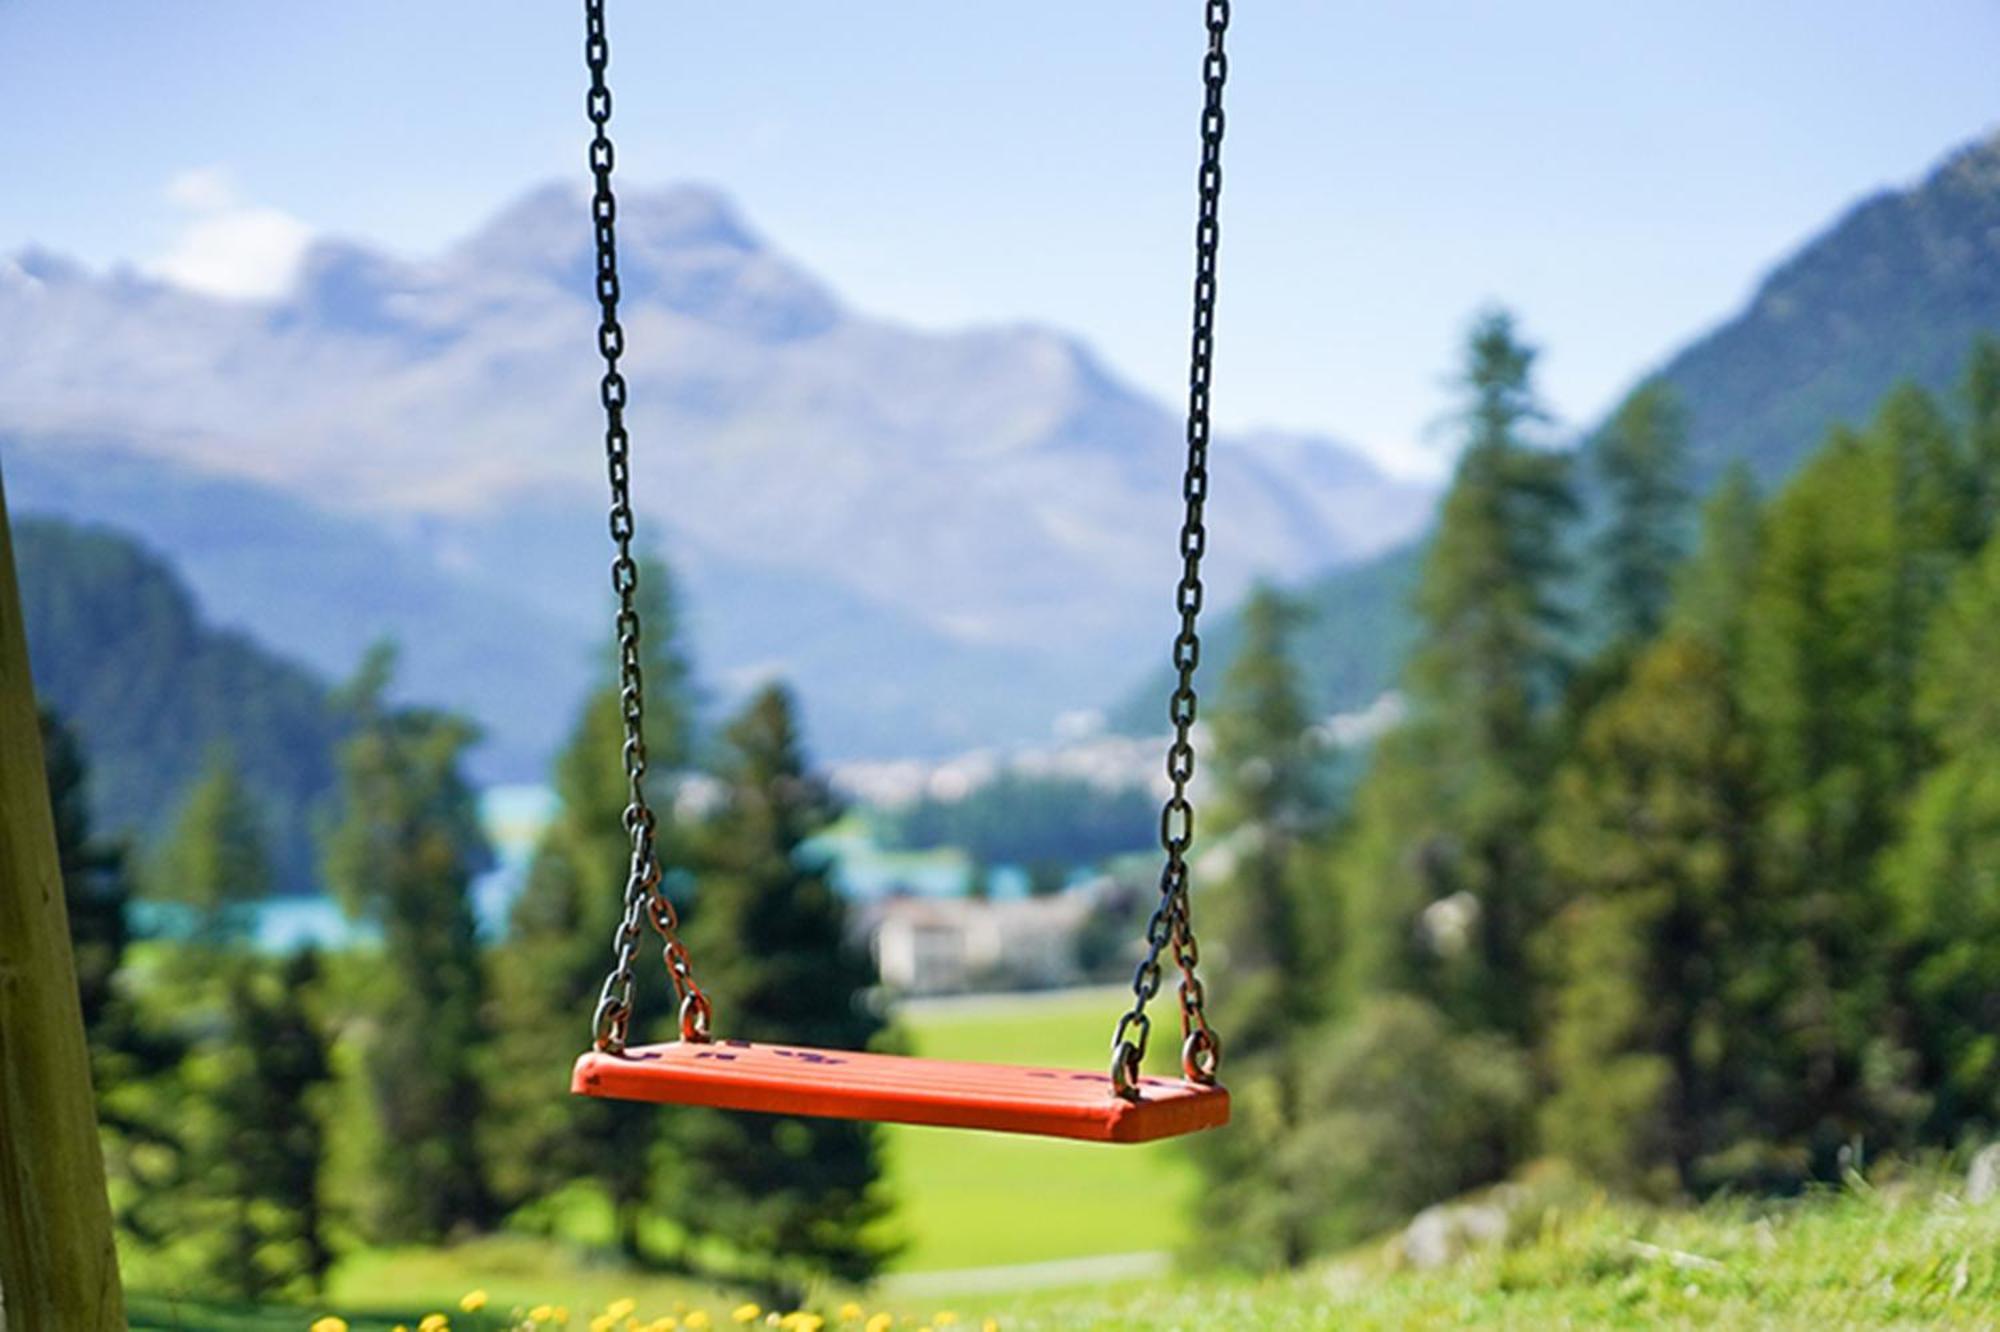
[1537,467,1793,1193]
[1592,379,1691,647]
[43,708,192,1253]
[42,709,132,1045]
[1741,411,1956,1167]
[1206,584,1321,1058]
[1191,583,1327,1268]
[676,684,894,1296]
[1962,335,2000,544]
[1743,430,1890,1166]
[152,748,272,949]
[1872,384,1977,785]
[323,645,495,1241]
[488,562,697,1255]
[1669,463,1763,660]
[1329,724,1442,1008]
[123,741,326,1295]
[194,950,334,1300]
[1881,530,2000,1139]
[1537,634,1770,1194]
[1295,311,1577,1258]
[1343,308,1578,1038]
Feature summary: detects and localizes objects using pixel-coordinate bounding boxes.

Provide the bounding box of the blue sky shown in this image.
[3,1,1997,478]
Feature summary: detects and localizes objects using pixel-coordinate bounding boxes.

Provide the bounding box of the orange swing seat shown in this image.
[564,3,1241,1150]
[573,1039,1230,1144]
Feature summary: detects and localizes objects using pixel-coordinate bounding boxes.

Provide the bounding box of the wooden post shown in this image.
[0,461,126,1329]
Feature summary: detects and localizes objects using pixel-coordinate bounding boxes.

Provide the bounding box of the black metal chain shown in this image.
[1109,0,1231,1098]
[585,0,712,1055]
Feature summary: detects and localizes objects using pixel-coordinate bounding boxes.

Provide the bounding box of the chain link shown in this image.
[1110,0,1231,1098]
[584,0,712,1056]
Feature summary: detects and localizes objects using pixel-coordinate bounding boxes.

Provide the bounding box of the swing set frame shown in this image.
[0,470,127,1331]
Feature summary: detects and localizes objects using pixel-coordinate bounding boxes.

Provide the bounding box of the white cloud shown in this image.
[149,166,313,300]
[164,165,238,213]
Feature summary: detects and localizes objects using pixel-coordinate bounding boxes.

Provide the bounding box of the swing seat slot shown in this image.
[572,1040,1230,1143]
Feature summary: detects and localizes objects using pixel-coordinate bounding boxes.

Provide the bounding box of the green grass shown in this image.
[128,987,1194,1327]
[131,1232,744,1330]
[978,1180,2000,1329]
[135,1182,2000,1330]
[877,986,1196,1272]
[131,987,2000,1328]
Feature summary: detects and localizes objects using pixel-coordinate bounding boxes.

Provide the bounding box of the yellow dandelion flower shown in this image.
[864,1316,894,1332]
[934,1316,959,1328]
[419,1316,451,1332]
[554,1310,571,1327]
[732,1305,762,1325]
[983,1322,1000,1332]
[649,1319,680,1332]
[459,1290,490,1313]
[310,1319,350,1332]
[531,1310,556,1325]
[608,1300,639,1321]
[590,1317,615,1332]
[837,1305,864,1324]
[685,1313,712,1331]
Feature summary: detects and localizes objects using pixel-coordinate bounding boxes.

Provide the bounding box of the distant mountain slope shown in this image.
[4,437,1085,771]
[1131,130,2000,726]
[0,184,1433,766]
[1653,130,2000,487]
[1112,542,1422,731]
[15,516,343,893]
[5,436,583,779]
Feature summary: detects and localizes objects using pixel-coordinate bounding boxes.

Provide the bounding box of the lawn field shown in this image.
[129,986,1198,1328]
[133,1179,2000,1329]
[874,986,1199,1273]
[127,986,2000,1329]
[974,1181,2000,1329]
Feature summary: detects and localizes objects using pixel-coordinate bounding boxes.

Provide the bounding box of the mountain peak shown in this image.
[1624,126,2000,487]
[440,180,838,340]
[3,246,88,289]
[452,179,760,272]
[2,172,1431,764]
[1937,124,2000,191]
[622,182,762,252]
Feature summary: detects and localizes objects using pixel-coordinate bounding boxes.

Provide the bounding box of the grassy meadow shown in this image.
[124,987,2000,1329]
[133,980,2000,1320]
[128,986,1195,1328]
[132,1172,2000,1329]
[872,986,1196,1273]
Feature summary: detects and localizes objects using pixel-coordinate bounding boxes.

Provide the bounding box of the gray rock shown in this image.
[1397,1198,1512,1270]
[1968,1143,2000,1204]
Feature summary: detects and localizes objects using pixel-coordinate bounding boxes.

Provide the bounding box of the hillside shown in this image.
[1113,540,1422,729]
[14,516,343,892]
[129,1173,2000,1329]
[0,184,1432,769]
[1143,129,2000,724]
[1659,129,2000,486]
